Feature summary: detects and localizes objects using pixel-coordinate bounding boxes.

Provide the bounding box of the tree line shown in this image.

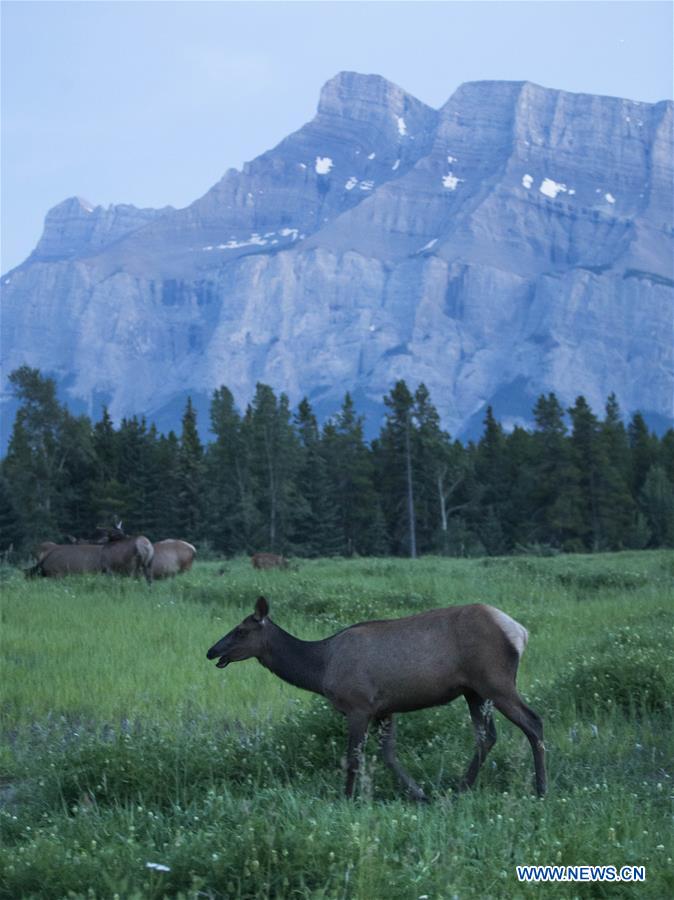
[1,366,673,558]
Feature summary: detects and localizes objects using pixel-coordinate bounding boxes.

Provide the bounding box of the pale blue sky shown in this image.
[2,0,672,273]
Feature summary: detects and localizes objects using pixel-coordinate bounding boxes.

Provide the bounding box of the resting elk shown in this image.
[151,539,196,579]
[251,552,288,570]
[207,596,546,800]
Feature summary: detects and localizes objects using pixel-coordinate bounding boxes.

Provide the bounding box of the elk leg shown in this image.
[458,690,497,791]
[378,716,429,802]
[345,713,370,799]
[492,690,547,797]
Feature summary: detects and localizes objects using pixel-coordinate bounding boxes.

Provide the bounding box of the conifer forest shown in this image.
[2,365,673,558]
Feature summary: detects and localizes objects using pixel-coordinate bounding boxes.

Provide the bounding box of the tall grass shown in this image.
[1,552,672,898]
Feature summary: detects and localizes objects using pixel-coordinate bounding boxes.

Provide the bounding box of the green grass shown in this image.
[1,552,673,899]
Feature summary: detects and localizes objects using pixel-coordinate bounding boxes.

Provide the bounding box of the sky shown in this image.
[2,0,672,274]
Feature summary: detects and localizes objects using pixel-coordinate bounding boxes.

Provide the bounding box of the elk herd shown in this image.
[28,521,196,583]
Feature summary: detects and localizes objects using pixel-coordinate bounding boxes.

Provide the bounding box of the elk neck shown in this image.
[258,621,328,695]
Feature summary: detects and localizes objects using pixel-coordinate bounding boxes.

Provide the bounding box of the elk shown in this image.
[251,552,288,570]
[206,596,546,800]
[27,542,103,578]
[28,522,154,583]
[97,522,154,584]
[151,539,196,579]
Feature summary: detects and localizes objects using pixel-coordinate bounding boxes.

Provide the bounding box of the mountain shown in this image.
[2,72,672,443]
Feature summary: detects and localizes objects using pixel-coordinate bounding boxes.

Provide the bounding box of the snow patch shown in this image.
[442,172,463,191]
[539,178,567,199]
[522,174,533,189]
[447,155,457,163]
[279,228,299,240]
[396,116,407,136]
[299,163,307,169]
[605,193,616,204]
[367,152,376,160]
[420,238,438,252]
[392,159,400,171]
[369,324,376,332]
[345,177,358,191]
[359,180,374,191]
[568,189,576,196]
[315,156,333,175]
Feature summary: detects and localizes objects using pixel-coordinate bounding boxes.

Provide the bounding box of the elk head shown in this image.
[206,596,269,668]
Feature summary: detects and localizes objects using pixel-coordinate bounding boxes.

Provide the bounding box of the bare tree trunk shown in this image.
[437,471,448,554]
[405,414,416,559]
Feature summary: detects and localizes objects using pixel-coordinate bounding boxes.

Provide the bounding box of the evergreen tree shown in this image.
[292,398,341,556]
[323,394,386,556]
[640,464,674,547]
[596,394,636,548]
[475,407,510,554]
[569,396,609,550]
[177,398,204,540]
[246,384,300,551]
[377,381,418,557]
[3,367,72,546]
[204,386,252,554]
[628,413,658,496]
[529,393,583,549]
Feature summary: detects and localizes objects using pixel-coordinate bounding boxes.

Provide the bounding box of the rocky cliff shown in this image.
[2,72,672,440]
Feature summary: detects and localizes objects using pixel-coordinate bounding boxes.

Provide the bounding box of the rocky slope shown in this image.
[2,72,672,440]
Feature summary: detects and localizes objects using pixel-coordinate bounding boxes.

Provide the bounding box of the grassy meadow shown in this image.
[1,552,673,899]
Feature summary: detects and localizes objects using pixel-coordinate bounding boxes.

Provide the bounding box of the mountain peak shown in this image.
[318,70,429,119]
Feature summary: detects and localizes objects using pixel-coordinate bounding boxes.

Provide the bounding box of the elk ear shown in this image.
[254,596,269,621]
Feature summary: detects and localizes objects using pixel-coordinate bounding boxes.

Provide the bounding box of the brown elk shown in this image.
[28,522,154,583]
[251,552,288,570]
[97,522,154,584]
[151,540,196,579]
[28,542,104,577]
[207,596,546,800]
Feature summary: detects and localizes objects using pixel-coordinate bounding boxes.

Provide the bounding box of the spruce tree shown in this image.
[292,398,341,556]
[177,397,204,540]
[378,381,418,557]
[323,394,386,556]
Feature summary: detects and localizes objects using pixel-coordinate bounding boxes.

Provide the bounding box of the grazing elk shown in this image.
[207,596,546,800]
[151,539,196,579]
[26,542,103,578]
[251,552,288,570]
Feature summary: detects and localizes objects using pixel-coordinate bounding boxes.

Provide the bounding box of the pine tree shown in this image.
[3,367,71,546]
[568,396,599,549]
[323,394,386,556]
[378,381,418,557]
[640,465,674,547]
[246,384,300,552]
[529,393,583,549]
[177,397,204,540]
[204,386,252,554]
[475,406,510,554]
[596,394,635,548]
[628,413,658,496]
[292,398,341,556]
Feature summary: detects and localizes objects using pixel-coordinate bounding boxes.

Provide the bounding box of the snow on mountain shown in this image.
[2,72,672,442]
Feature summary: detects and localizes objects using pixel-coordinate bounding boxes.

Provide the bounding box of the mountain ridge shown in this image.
[2,72,672,444]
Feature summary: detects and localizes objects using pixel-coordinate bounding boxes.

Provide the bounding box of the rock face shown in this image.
[2,72,672,441]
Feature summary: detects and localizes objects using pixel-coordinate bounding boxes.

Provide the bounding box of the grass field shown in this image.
[1,552,673,899]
